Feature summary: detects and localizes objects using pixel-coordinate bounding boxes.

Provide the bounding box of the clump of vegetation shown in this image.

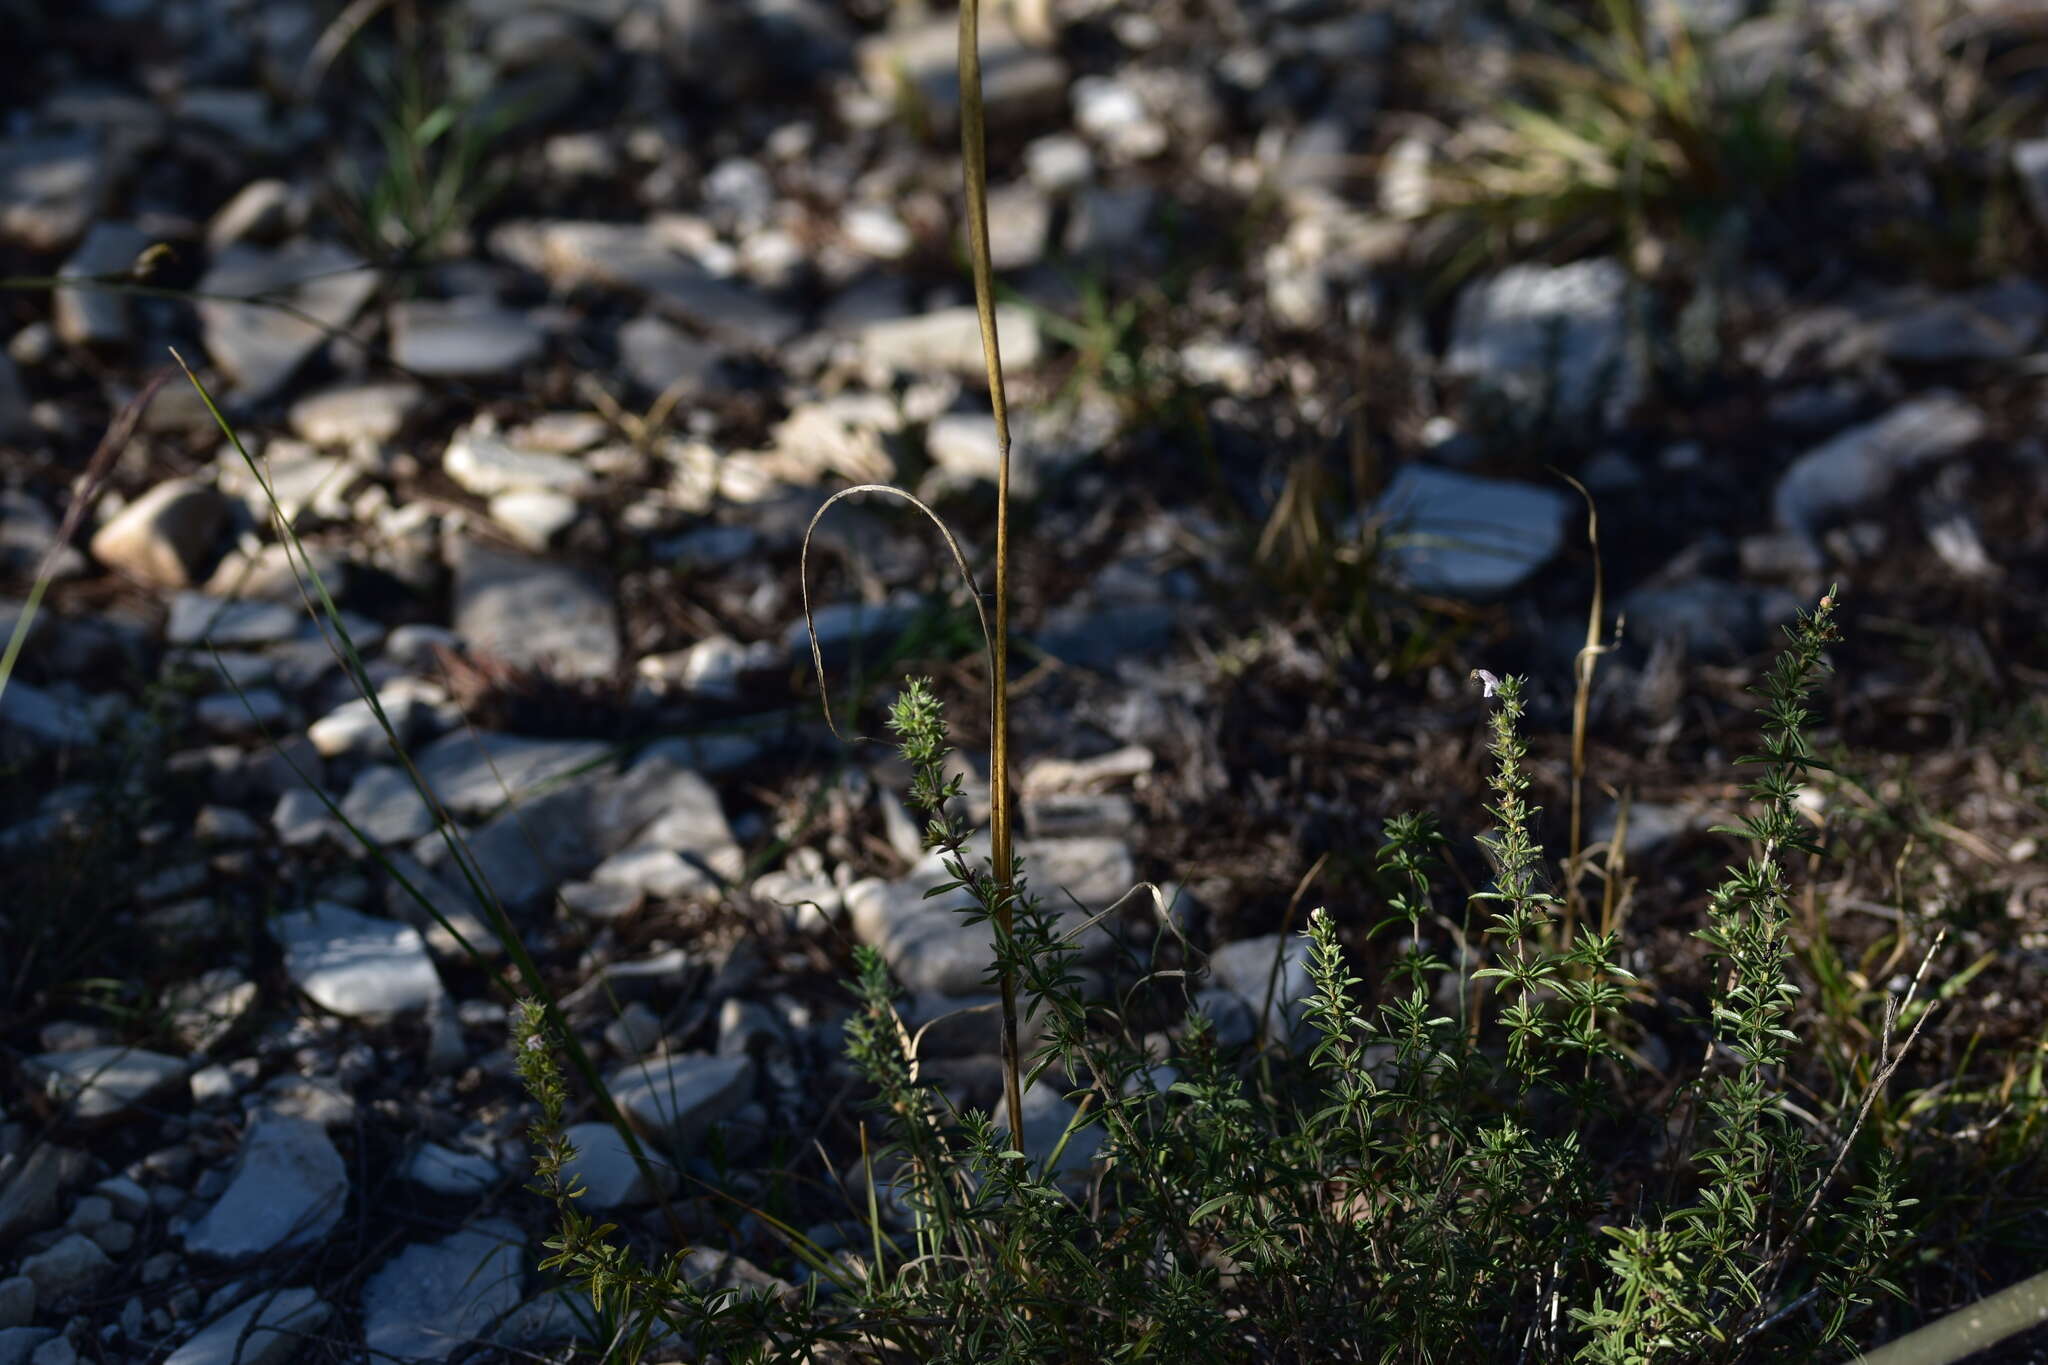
[511,587,1936,1361]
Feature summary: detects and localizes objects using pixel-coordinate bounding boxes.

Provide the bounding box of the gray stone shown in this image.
[856,14,1066,130]
[183,1113,347,1261]
[17,1234,110,1307]
[1369,465,1573,597]
[846,837,1130,994]
[306,680,448,759]
[27,1333,73,1365]
[557,1121,676,1210]
[607,1054,754,1146]
[412,731,610,819]
[340,764,436,844]
[0,1326,56,1363]
[1208,933,1314,1041]
[25,1046,187,1123]
[165,593,300,647]
[195,242,379,402]
[162,1286,331,1365]
[1874,278,2047,363]
[360,1218,525,1363]
[271,787,347,849]
[89,1176,150,1224]
[90,480,232,589]
[444,428,593,496]
[1002,1080,1103,1192]
[451,540,619,680]
[1445,258,1637,425]
[558,879,642,921]
[258,1075,356,1131]
[858,306,1042,375]
[1024,133,1093,191]
[288,381,423,446]
[390,297,545,377]
[1588,800,1710,859]
[635,635,776,700]
[0,1146,91,1249]
[618,313,724,396]
[498,220,801,350]
[1773,393,1985,535]
[0,682,96,752]
[784,595,923,669]
[273,902,444,1016]
[54,221,149,348]
[400,1142,501,1197]
[0,133,105,251]
[194,687,290,739]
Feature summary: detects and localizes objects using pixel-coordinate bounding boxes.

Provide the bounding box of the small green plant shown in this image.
[1430,0,1798,263]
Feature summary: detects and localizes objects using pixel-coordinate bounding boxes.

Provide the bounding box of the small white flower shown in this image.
[1471,668,1500,698]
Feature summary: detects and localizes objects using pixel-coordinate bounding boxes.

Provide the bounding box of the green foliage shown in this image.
[511,594,1920,1361]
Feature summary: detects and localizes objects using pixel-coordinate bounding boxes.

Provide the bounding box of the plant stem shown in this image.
[957,0,1024,1146]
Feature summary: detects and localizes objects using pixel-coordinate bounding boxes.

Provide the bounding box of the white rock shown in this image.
[54,221,149,348]
[16,1234,111,1306]
[1773,393,1986,536]
[165,593,300,647]
[162,1286,331,1365]
[450,540,619,681]
[1207,933,1314,1041]
[89,479,231,589]
[182,1113,347,1260]
[390,297,545,377]
[412,731,610,819]
[306,679,448,759]
[196,242,379,402]
[25,1047,187,1123]
[273,902,444,1016]
[339,764,436,844]
[858,306,1042,375]
[1024,133,1094,192]
[444,428,593,496]
[557,1121,677,1209]
[400,1143,501,1197]
[489,488,581,550]
[288,381,423,446]
[360,1218,525,1363]
[1367,465,1573,597]
[606,1054,753,1146]
[1445,258,1638,425]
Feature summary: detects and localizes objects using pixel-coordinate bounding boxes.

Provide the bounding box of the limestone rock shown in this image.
[90,480,232,589]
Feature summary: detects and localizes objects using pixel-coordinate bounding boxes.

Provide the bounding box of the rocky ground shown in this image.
[4,0,2048,1360]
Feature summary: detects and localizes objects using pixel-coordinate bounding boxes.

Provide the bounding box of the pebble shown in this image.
[273,902,445,1016]
[858,306,1043,376]
[195,241,379,403]
[161,1286,331,1365]
[25,1047,188,1123]
[1773,393,1986,537]
[606,1053,754,1146]
[288,381,424,446]
[89,479,232,589]
[450,539,620,681]
[400,1142,502,1197]
[556,1121,676,1209]
[360,1217,525,1363]
[53,221,149,349]
[182,1112,347,1260]
[1444,257,1637,425]
[339,764,436,844]
[390,297,546,377]
[1366,465,1573,597]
